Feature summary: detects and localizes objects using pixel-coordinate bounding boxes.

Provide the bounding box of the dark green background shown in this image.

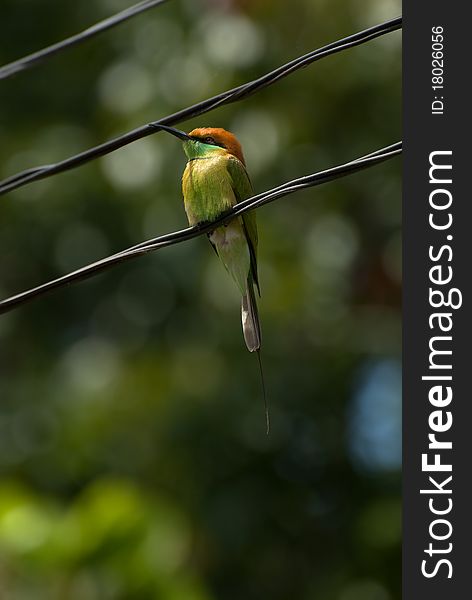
[0,1,401,598]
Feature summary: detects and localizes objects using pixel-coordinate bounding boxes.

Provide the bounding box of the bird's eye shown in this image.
[204,136,215,144]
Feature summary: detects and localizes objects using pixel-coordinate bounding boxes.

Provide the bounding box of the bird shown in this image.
[158,124,269,432]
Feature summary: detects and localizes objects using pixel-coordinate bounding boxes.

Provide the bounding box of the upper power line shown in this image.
[0,0,170,81]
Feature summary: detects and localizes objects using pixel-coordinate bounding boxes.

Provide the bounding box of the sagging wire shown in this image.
[0,0,170,81]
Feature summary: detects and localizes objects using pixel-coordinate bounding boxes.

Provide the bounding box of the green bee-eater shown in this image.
[159,124,268,431]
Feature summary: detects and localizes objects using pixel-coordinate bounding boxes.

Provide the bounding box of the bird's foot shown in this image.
[195,219,212,230]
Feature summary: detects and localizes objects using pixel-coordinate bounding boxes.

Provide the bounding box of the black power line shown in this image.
[0,0,170,81]
[0,16,402,197]
[0,141,401,315]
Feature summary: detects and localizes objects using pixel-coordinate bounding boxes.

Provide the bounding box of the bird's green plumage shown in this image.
[227,158,260,295]
[182,142,258,293]
[182,153,237,223]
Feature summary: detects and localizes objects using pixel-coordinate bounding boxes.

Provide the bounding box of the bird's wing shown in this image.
[227,156,260,294]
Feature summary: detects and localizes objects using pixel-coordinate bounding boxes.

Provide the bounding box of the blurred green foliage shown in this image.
[0,0,401,598]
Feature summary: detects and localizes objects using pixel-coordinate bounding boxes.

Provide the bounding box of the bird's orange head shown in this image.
[188,127,246,165]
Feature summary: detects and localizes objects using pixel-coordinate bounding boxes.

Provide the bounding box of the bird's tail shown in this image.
[241,275,260,352]
[242,276,270,434]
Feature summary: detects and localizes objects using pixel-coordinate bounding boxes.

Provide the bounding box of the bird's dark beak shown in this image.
[157,124,192,141]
